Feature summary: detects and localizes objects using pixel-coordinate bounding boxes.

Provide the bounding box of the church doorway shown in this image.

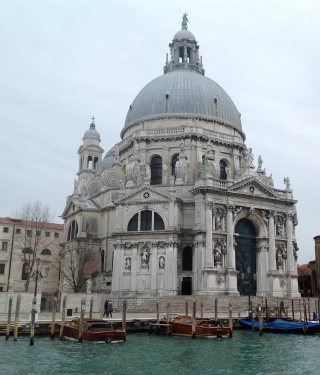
[235,219,257,296]
[181,277,192,295]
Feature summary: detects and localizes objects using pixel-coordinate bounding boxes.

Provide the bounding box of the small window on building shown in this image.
[93,157,99,169]
[22,263,28,280]
[154,213,165,230]
[88,156,93,169]
[0,264,5,274]
[16,228,21,234]
[151,156,162,185]
[141,210,152,231]
[106,282,111,286]
[27,230,32,237]
[36,231,41,236]
[219,160,227,180]
[41,249,51,255]
[54,233,59,238]
[45,232,50,237]
[67,221,78,241]
[3,227,9,233]
[0,287,3,292]
[1,242,8,251]
[128,213,138,232]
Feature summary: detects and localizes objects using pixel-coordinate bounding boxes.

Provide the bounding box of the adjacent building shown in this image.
[61,16,300,299]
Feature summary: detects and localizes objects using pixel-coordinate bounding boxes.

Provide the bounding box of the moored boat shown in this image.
[239,318,320,334]
[64,318,125,343]
[158,315,230,338]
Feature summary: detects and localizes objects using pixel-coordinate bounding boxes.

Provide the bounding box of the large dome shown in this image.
[124,69,242,130]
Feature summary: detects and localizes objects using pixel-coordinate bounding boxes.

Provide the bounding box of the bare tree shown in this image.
[59,242,99,293]
[13,201,57,292]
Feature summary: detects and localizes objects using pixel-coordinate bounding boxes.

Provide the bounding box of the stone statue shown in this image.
[80,186,86,197]
[125,257,131,271]
[179,138,186,152]
[159,256,165,270]
[284,177,291,189]
[225,167,232,179]
[182,13,189,28]
[133,140,139,156]
[86,278,92,293]
[269,174,274,187]
[145,163,151,179]
[214,244,222,267]
[206,140,213,155]
[175,156,187,182]
[73,179,78,192]
[258,155,263,169]
[276,218,283,236]
[96,161,102,174]
[215,215,222,230]
[141,249,150,270]
[276,252,283,269]
[169,175,175,187]
[113,145,120,161]
[8,278,14,292]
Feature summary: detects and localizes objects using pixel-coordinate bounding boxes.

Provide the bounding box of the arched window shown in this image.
[128,213,138,231]
[154,212,165,230]
[22,248,32,254]
[93,157,98,169]
[41,249,51,255]
[22,262,28,280]
[101,250,105,272]
[171,155,179,178]
[151,156,162,185]
[182,247,193,271]
[127,211,165,231]
[219,160,227,180]
[87,156,93,169]
[67,221,78,241]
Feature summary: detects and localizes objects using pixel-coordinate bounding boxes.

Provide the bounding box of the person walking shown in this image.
[103,299,108,317]
[106,300,113,318]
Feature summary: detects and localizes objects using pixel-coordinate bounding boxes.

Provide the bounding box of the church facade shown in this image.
[61,17,300,298]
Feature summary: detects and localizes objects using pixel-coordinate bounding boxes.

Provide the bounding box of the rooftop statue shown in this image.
[182,13,189,28]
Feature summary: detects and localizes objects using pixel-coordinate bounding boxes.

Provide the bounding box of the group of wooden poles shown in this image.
[5,294,128,346]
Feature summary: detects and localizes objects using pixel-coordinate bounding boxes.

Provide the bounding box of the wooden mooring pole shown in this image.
[185,300,188,317]
[14,294,21,341]
[299,299,302,322]
[318,297,320,323]
[303,300,307,335]
[156,299,159,325]
[122,299,127,341]
[229,301,233,338]
[59,295,67,340]
[292,299,294,320]
[30,296,37,346]
[308,296,311,322]
[265,298,268,325]
[215,298,218,320]
[166,302,171,336]
[50,297,57,340]
[315,300,318,322]
[251,303,254,330]
[89,296,93,319]
[6,296,13,340]
[78,298,86,343]
[258,304,263,336]
[200,301,203,319]
[192,300,196,339]
[100,297,104,320]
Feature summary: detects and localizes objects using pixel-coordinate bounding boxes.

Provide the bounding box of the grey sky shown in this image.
[1,0,319,265]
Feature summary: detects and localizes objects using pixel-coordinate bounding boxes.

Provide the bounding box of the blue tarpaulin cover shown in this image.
[240,319,320,331]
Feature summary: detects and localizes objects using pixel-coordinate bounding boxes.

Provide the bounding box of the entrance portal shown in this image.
[235,219,257,296]
[181,277,192,295]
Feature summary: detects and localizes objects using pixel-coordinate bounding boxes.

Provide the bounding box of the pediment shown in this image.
[61,198,78,218]
[115,186,174,205]
[228,177,278,198]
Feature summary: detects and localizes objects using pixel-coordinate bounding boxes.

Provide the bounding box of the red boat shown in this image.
[63,319,125,343]
[158,315,230,338]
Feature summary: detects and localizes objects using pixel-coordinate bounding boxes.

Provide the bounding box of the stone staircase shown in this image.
[127,295,317,318]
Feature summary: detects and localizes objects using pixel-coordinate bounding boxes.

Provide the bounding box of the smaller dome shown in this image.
[83,122,100,140]
[102,146,115,171]
[173,27,195,41]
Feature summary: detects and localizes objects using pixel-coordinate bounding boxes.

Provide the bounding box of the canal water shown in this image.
[1,331,320,374]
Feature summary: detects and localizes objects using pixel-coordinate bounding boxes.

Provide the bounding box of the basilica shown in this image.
[61,16,300,299]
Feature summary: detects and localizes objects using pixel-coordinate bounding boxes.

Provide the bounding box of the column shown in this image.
[172,241,178,293]
[268,213,276,271]
[192,242,198,293]
[205,202,213,268]
[130,243,138,293]
[151,242,158,291]
[112,244,121,292]
[226,206,234,269]
[286,215,294,273]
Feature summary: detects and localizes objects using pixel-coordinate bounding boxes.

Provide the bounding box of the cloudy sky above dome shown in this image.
[1,0,320,264]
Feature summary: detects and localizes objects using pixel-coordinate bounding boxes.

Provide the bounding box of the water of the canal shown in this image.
[1,331,319,374]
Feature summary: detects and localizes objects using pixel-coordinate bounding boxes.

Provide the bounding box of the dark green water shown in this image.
[1,331,320,375]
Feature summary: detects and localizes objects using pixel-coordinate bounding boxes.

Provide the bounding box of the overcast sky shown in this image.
[1,0,319,265]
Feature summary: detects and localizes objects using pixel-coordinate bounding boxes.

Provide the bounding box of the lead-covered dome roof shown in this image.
[124,69,242,130]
